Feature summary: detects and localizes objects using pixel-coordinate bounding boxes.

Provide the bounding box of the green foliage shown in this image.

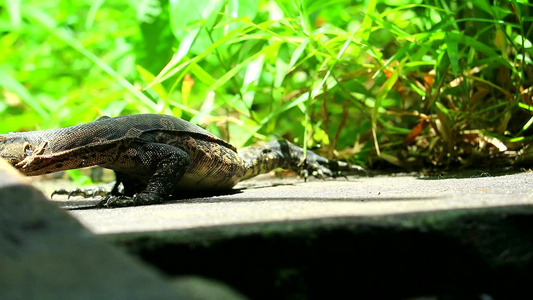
[1,0,532,169]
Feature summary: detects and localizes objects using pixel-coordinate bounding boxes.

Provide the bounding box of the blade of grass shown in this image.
[445,32,460,75]
[241,53,265,108]
[147,18,258,88]
[146,27,201,90]
[205,42,278,95]
[296,0,312,36]
[372,67,399,156]
[359,0,377,41]
[85,0,104,29]
[288,38,309,71]
[136,65,169,101]
[5,0,21,29]
[238,89,318,147]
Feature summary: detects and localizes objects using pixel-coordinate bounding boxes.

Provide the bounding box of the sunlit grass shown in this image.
[0,0,531,171]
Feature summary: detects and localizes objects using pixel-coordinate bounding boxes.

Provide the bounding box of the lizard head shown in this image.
[0,135,36,167]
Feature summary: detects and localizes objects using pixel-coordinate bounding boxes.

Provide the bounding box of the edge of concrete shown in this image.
[105,205,533,299]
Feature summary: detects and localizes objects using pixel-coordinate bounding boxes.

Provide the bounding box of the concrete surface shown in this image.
[39,171,533,234]
[14,168,533,299]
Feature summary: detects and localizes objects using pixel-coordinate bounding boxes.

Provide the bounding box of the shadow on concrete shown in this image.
[174,196,440,204]
[55,189,245,210]
[415,168,524,180]
[58,195,441,211]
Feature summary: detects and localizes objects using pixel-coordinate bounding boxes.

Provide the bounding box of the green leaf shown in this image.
[296,0,312,36]
[147,18,256,88]
[0,69,49,118]
[148,27,201,88]
[189,62,216,86]
[5,0,21,29]
[169,0,223,40]
[206,43,277,94]
[86,0,104,28]
[23,6,160,112]
[470,0,495,15]
[136,65,168,101]
[445,32,460,74]
[238,90,312,147]
[359,0,377,40]
[288,38,309,71]
[241,53,265,108]
[225,0,260,24]
[135,0,162,23]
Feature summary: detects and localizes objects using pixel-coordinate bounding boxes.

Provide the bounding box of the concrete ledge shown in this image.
[104,205,533,299]
[5,159,533,299]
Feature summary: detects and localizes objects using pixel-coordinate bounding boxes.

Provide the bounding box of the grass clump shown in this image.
[0,0,532,171]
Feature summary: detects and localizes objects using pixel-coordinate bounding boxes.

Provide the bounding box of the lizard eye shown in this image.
[23,143,33,156]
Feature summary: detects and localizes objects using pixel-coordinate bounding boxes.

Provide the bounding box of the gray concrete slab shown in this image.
[15,169,533,299]
[37,171,533,234]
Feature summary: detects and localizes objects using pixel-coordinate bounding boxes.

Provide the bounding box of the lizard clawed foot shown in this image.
[51,185,113,199]
[298,154,366,181]
[51,182,123,199]
[97,193,164,208]
[97,195,134,208]
[299,165,334,181]
[297,158,366,182]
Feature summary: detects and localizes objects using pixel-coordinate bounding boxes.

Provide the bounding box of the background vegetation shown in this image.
[1,0,532,172]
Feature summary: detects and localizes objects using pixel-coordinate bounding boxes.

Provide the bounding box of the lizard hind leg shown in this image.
[99,143,191,208]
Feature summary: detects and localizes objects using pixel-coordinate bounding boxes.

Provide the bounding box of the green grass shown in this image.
[1,0,532,171]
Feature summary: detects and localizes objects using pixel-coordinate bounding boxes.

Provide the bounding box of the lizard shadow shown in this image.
[61,182,302,210]
[62,189,245,210]
[62,176,436,209]
[60,175,365,210]
[63,193,438,210]
[171,189,243,200]
[167,180,344,204]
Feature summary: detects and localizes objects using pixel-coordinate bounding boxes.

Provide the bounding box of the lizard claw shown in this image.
[97,195,134,208]
[350,164,367,174]
[51,188,68,199]
[98,193,164,208]
[300,169,309,181]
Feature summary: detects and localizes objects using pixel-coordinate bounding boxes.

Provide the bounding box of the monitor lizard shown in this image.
[0,114,364,207]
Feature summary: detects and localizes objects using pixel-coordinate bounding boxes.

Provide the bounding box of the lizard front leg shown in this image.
[99,143,190,208]
[239,140,365,180]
